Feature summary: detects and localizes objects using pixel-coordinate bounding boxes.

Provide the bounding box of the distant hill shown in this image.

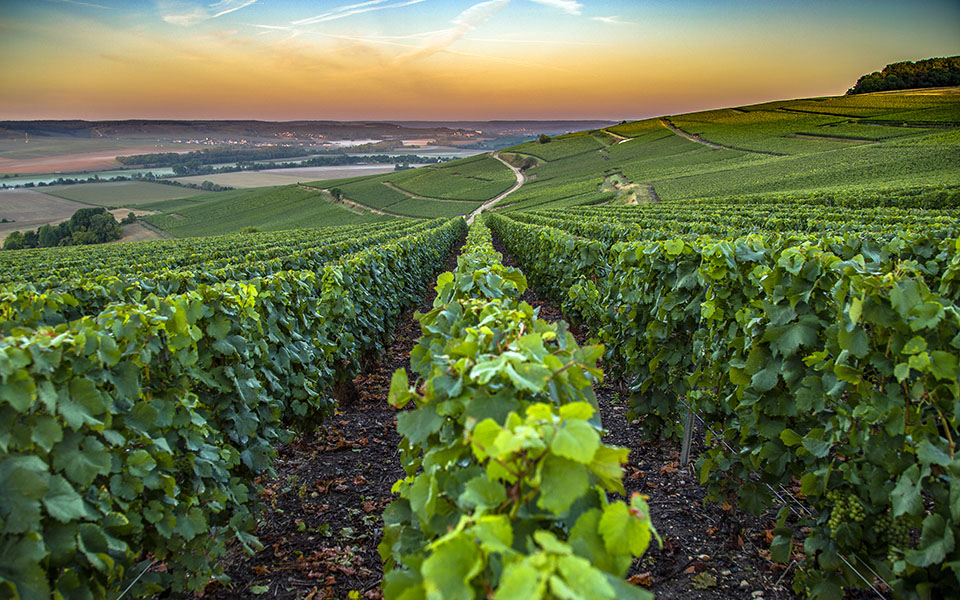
[0,119,616,146]
[847,56,960,94]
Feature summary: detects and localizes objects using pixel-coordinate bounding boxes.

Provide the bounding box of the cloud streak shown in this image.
[292,0,425,26]
[46,0,111,9]
[592,15,635,25]
[161,0,257,27]
[528,0,581,16]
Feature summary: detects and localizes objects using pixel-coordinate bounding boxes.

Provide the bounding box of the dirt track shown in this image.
[466,152,524,224]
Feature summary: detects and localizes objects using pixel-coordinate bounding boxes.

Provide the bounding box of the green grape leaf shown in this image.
[550,420,600,463]
[538,456,588,514]
[42,475,88,523]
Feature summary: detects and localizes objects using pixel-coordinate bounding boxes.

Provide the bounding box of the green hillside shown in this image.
[143,185,391,237]
[141,88,959,237]
[38,181,207,207]
[495,88,960,211]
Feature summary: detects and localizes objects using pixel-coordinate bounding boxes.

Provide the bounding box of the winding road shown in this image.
[466,152,525,224]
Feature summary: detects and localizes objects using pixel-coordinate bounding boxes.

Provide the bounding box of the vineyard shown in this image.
[0,218,465,597]
[1,88,959,600]
[486,197,960,599]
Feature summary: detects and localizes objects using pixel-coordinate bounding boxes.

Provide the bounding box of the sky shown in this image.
[1,0,958,121]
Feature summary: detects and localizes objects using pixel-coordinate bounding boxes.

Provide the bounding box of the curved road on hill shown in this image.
[659,118,724,149]
[601,129,632,144]
[467,152,525,224]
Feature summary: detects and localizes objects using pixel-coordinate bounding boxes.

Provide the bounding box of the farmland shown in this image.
[0,189,89,242]
[38,181,206,206]
[172,164,401,189]
[1,88,958,600]
[143,185,392,237]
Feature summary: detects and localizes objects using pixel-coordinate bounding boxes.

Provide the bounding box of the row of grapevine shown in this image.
[379,219,658,599]
[488,211,959,599]
[512,199,959,244]
[0,219,445,332]
[0,219,466,599]
[0,219,428,291]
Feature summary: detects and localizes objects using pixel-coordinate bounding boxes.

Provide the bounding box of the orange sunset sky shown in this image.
[1,0,959,120]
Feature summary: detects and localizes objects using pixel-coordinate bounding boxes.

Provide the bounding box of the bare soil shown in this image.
[117,222,166,243]
[0,189,88,242]
[0,148,168,174]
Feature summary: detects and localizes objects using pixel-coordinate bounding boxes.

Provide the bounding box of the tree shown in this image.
[38,224,59,247]
[3,231,25,250]
[847,56,960,94]
[70,207,108,231]
[88,213,122,242]
[22,230,38,248]
[538,134,551,144]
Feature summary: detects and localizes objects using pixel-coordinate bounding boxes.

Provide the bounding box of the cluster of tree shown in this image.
[117,146,310,167]
[3,207,122,251]
[1,172,233,192]
[847,56,960,95]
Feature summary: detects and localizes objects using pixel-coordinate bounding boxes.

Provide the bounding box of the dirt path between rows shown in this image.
[489,231,800,600]
[192,234,465,600]
[601,128,632,144]
[297,185,406,218]
[659,118,725,149]
[659,119,785,156]
[466,152,524,224]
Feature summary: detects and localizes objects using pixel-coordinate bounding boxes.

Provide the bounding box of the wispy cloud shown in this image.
[160,0,257,27]
[528,0,581,16]
[403,0,510,60]
[211,0,257,18]
[291,0,425,26]
[46,0,111,8]
[592,15,635,25]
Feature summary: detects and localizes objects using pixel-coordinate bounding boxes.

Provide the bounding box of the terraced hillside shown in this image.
[495,88,960,211]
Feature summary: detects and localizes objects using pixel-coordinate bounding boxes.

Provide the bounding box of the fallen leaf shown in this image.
[628,572,654,586]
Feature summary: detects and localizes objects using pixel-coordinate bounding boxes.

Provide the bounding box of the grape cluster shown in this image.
[825,490,865,537]
[875,511,912,562]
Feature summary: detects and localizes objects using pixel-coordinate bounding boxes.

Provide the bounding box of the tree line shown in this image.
[116,146,310,167]
[847,56,960,94]
[3,207,122,251]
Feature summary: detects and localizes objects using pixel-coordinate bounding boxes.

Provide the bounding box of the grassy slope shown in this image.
[297,156,508,218]
[129,88,960,236]
[495,88,960,211]
[38,181,206,207]
[144,185,391,237]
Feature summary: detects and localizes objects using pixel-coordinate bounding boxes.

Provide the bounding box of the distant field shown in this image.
[387,198,482,219]
[38,181,206,206]
[172,165,401,188]
[0,140,202,173]
[385,154,514,201]
[509,135,606,161]
[144,185,392,237]
[0,189,89,241]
